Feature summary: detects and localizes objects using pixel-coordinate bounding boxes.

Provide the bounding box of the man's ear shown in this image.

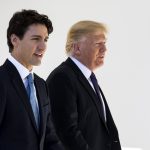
[10,34,19,48]
[72,42,81,56]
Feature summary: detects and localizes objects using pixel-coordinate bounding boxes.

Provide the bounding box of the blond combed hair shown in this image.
[66,20,107,54]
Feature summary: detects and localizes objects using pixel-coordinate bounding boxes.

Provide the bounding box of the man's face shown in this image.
[76,31,107,71]
[11,24,49,71]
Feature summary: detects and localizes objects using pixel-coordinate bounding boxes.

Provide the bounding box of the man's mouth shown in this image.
[97,54,105,59]
[34,53,43,58]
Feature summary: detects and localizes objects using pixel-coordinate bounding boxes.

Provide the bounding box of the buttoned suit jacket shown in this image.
[0,60,64,150]
[46,58,121,150]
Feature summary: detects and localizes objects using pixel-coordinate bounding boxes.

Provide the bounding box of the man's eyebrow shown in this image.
[31,35,49,39]
[31,35,42,38]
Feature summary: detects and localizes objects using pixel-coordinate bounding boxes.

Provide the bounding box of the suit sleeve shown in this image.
[46,73,91,150]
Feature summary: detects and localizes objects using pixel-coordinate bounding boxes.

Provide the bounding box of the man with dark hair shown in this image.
[0,9,65,150]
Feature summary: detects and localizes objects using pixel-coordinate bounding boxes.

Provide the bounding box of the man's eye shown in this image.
[95,43,102,47]
[96,43,106,47]
[44,39,48,42]
[32,38,39,41]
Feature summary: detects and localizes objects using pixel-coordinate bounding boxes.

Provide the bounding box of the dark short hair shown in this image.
[7,9,53,52]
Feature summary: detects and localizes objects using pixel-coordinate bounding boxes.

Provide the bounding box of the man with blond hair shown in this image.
[46,20,121,150]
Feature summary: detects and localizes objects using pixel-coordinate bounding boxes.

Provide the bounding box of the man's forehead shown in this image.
[25,24,48,36]
[86,32,106,40]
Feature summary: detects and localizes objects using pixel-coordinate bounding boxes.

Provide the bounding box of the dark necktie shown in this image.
[90,72,106,122]
[26,73,40,129]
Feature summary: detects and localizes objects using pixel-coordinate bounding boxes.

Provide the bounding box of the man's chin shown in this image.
[33,61,41,66]
[97,61,104,67]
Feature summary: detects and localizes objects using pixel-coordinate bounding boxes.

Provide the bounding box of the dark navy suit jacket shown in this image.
[46,58,121,150]
[0,60,64,150]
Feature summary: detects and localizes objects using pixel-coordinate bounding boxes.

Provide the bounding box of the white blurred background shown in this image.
[0,0,149,149]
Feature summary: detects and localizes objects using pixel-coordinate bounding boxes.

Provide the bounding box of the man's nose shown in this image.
[39,41,47,51]
[100,45,107,52]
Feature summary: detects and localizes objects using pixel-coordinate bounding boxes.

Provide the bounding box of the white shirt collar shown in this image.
[70,56,92,80]
[8,55,33,81]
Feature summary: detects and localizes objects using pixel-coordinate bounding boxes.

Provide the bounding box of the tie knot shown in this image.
[27,73,34,84]
[90,72,97,81]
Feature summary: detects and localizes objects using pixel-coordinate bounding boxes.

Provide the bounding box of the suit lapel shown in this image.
[65,58,108,131]
[4,60,39,133]
[99,86,117,131]
[34,75,46,137]
[78,75,109,131]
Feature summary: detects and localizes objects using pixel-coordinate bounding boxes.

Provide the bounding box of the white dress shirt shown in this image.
[8,55,39,108]
[70,56,107,121]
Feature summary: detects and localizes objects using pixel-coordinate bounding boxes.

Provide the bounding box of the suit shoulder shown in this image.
[47,63,76,83]
[34,73,48,91]
[0,65,8,81]
[0,66,9,95]
[0,64,6,73]
[34,73,46,84]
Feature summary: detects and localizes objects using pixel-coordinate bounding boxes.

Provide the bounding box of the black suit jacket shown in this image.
[0,60,64,150]
[46,58,121,150]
